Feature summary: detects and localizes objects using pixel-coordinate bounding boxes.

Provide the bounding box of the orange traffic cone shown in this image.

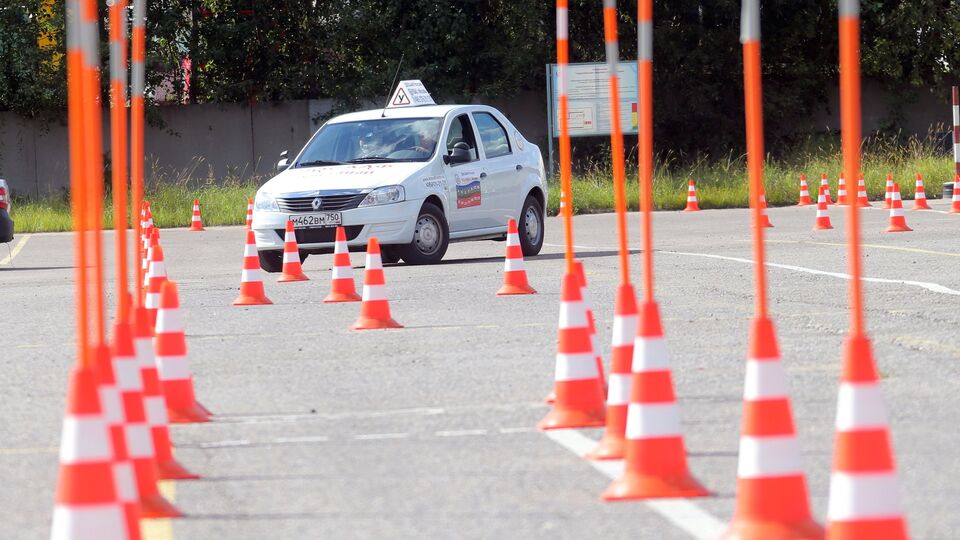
[92,343,142,540]
[814,185,834,230]
[825,336,909,539]
[497,218,536,295]
[244,197,253,229]
[820,173,834,204]
[50,364,130,540]
[759,193,773,228]
[351,237,403,329]
[856,174,872,207]
[836,174,849,205]
[277,220,309,282]
[188,199,204,231]
[573,260,606,394]
[141,226,157,293]
[111,318,181,518]
[883,174,894,208]
[912,174,931,210]
[953,174,960,213]
[586,283,637,460]
[721,317,822,539]
[885,183,912,232]
[324,226,361,303]
[233,230,273,305]
[602,301,708,500]
[684,179,700,211]
[156,281,212,423]
[797,175,813,206]
[537,272,606,430]
[133,304,198,480]
[144,235,167,328]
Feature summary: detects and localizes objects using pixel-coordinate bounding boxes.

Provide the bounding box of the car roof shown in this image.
[328,104,489,124]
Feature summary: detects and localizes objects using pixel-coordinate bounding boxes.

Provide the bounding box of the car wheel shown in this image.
[381,247,400,265]
[397,202,449,265]
[258,250,283,273]
[518,195,544,257]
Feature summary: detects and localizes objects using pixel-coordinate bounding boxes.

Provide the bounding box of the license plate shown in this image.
[290,212,342,228]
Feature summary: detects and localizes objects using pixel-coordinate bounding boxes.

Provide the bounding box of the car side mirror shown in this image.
[443,142,471,165]
[276,150,289,172]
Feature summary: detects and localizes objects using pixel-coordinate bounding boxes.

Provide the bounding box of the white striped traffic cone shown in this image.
[912,174,931,210]
[244,198,253,229]
[856,174,871,207]
[797,175,813,206]
[820,173,834,204]
[685,179,700,211]
[188,199,204,231]
[885,183,912,232]
[814,185,834,230]
[836,173,849,205]
[351,237,403,329]
[324,226,361,303]
[233,230,272,305]
[573,260,606,395]
[144,236,167,329]
[277,220,309,282]
[496,218,536,295]
[157,281,212,423]
[883,174,894,209]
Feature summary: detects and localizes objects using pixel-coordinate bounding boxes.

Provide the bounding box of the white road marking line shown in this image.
[435,429,488,437]
[0,234,31,265]
[662,250,960,296]
[544,429,726,540]
[274,436,330,444]
[499,426,536,434]
[197,439,252,448]
[213,407,446,424]
[354,433,409,441]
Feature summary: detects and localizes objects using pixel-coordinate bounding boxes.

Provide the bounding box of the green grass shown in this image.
[9,133,956,232]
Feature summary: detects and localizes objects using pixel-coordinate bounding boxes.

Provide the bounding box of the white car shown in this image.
[252,83,546,270]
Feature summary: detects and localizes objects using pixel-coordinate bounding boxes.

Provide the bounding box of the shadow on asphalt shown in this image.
[428,249,642,267]
[0,265,74,271]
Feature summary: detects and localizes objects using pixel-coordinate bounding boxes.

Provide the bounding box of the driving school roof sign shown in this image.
[387,80,436,108]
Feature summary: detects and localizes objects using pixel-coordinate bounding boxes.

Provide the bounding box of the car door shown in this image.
[471,111,521,228]
[441,113,488,232]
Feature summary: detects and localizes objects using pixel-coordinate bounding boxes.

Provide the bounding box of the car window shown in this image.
[296,118,441,165]
[473,112,511,159]
[445,114,479,161]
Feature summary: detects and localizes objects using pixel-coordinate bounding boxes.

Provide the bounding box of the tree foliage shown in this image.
[0,1,957,153]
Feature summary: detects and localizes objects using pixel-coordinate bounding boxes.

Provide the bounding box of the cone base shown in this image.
[601,471,710,501]
[722,518,823,540]
[543,391,556,404]
[885,225,913,232]
[277,273,309,283]
[232,294,273,306]
[912,204,931,210]
[797,201,813,207]
[168,402,212,424]
[324,291,362,303]
[497,284,537,296]
[189,226,204,232]
[156,459,200,480]
[684,206,700,212]
[951,206,960,214]
[351,317,403,330]
[858,200,872,207]
[140,494,183,519]
[585,434,625,461]
[826,518,907,540]
[537,407,605,430]
[762,220,774,228]
[814,223,833,230]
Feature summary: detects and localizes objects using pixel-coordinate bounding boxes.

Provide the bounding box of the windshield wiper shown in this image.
[346,156,396,163]
[297,160,343,167]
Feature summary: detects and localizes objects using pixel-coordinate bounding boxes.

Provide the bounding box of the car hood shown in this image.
[260,162,429,195]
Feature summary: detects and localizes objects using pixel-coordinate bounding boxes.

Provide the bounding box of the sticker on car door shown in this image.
[455,171,482,208]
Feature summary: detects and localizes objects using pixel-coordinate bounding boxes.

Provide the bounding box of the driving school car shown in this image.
[252,80,547,270]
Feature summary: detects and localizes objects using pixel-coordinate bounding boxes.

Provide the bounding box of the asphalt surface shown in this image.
[1,200,958,539]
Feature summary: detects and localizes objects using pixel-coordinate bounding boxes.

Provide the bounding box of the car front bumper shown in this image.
[252,199,419,252]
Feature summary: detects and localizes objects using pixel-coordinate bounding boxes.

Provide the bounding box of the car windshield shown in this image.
[296,118,442,166]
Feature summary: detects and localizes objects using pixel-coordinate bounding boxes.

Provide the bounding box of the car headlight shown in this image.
[358,185,405,207]
[254,192,279,212]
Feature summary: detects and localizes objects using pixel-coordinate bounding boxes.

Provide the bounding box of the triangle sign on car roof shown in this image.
[386,80,436,109]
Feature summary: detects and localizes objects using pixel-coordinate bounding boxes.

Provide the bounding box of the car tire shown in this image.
[258,250,283,273]
[518,195,544,257]
[397,202,449,265]
[381,247,400,265]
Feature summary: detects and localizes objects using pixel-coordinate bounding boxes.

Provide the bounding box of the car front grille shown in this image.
[277,193,367,213]
[274,225,363,244]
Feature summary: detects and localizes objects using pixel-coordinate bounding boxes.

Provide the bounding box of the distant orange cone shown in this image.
[351,237,403,329]
[814,185,834,230]
[856,174,872,207]
[497,218,536,295]
[233,229,272,305]
[797,175,813,206]
[142,227,158,291]
[912,174,931,210]
[602,301,709,500]
[885,183,912,232]
[836,173,849,205]
[953,174,960,213]
[586,283,637,460]
[277,220,309,282]
[50,365,129,540]
[188,199,204,231]
[133,304,198,480]
[826,336,909,539]
[820,173,834,204]
[156,281,212,423]
[684,179,700,211]
[721,317,822,539]
[324,226,361,303]
[144,236,168,327]
[244,197,253,229]
[572,260,606,394]
[538,272,606,430]
[759,193,773,228]
[883,174,894,208]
